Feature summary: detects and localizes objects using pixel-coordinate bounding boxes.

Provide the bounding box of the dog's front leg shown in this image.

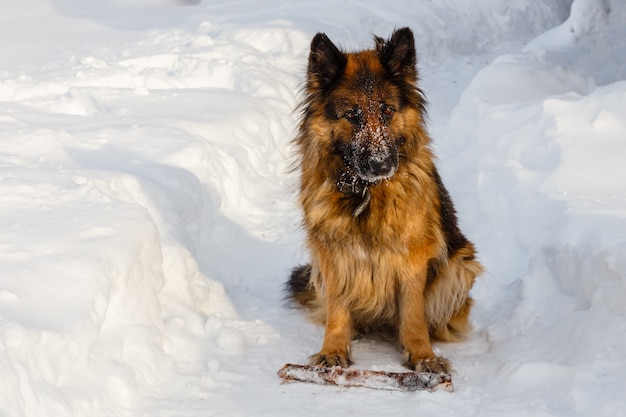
[399,268,451,374]
[309,296,353,368]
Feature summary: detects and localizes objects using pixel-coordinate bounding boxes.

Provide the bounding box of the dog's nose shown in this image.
[367,157,393,177]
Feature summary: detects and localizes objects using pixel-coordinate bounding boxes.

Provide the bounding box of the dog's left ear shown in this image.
[375,27,417,82]
[308,33,347,92]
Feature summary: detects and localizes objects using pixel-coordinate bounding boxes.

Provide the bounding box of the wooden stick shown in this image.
[277,363,454,392]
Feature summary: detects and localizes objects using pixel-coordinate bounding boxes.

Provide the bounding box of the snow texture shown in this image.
[1,0,626,416]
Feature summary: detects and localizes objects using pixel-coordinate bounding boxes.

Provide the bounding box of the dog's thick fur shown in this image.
[287,28,483,374]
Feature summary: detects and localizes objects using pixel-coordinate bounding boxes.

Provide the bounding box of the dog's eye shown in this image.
[344,108,362,124]
[380,104,395,122]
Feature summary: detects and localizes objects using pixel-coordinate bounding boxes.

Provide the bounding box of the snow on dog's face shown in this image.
[329,86,399,183]
[304,27,425,184]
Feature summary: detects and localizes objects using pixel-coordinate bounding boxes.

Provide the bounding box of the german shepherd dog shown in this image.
[287,28,483,374]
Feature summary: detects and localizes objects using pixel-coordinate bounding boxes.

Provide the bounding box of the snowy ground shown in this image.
[1,0,626,416]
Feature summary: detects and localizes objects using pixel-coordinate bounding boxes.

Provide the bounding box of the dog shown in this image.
[287,27,483,374]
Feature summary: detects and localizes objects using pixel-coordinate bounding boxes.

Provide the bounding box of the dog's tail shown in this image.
[286,264,317,307]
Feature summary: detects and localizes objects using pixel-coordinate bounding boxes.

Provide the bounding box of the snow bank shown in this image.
[441,1,626,414]
[0,6,300,414]
[446,0,626,311]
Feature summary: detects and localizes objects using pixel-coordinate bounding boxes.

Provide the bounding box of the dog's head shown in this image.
[304,27,424,184]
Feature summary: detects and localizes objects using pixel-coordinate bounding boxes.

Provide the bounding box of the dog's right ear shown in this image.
[308,33,347,91]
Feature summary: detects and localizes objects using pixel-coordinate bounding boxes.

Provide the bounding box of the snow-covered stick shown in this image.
[277,364,454,392]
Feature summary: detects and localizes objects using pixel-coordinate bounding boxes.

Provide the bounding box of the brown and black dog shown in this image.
[287,27,483,374]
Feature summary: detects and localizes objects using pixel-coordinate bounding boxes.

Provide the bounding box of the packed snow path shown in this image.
[1,1,625,416]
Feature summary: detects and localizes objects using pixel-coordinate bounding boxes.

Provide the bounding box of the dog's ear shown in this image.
[375,27,417,82]
[308,33,347,91]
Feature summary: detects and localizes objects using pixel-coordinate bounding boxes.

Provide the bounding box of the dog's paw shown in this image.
[403,355,451,374]
[309,351,352,368]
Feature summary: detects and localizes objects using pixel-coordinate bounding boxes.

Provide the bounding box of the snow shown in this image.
[1,0,625,416]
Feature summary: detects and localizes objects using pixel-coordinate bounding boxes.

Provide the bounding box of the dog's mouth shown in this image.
[337,155,397,193]
[336,169,372,217]
[353,147,398,183]
[337,145,398,189]
[336,150,398,217]
[334,137,399,216]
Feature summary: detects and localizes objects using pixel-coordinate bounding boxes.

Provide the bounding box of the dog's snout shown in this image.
[359,150,397,181]
[346,121,399,182]
[367,157,394,177]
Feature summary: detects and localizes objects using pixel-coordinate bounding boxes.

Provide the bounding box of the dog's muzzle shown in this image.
[356,149,398,182]
[364,154,396,180]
